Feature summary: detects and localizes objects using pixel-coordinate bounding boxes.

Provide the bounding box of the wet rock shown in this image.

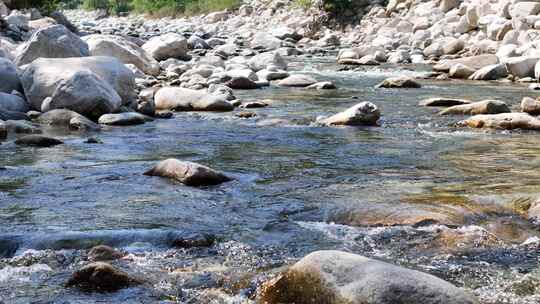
[142,32,188,61]
[15,135,63,147]
[439,100,510,116]
[0,92,28,113]
[306,81,336,90]
[172,233,216,248]
[144,158,231,186]
[226,77,258,89]
[278,74,317,87]
[317,102,380,126]
[469,64,508,81]
[154,87,233,112]
[235,111,257,118]
[529,199,540,227]
[240,101,267,109]
[21,56,136,112]
[521,97,540,115]
[376,76,421,88]
[458,113,540,130]
[37,109,100,131]
[84,34,160,76]
[85,137,103,144]
[0,57,21,93]
[419,97,471,107]
[98,112,150,126]
[0,120,6,139]
[14,25,89,66]
[66,262,139,292]
[41,71,122,119]
[3,120,41,134]
[0,108,29,120]
[88,245,124,261]
[259,250,477,304]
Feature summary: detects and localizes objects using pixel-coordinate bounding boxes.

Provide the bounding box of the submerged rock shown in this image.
[144,158,231,187]
[259,250,477,304]
[66,262,139,292]
[317,102,380,126]
[15,135,63,147]
[376,76,421,88]
[458,113,540,130]
[419,97,471,107]
[0,57,21,93]
[154,87,233,112]
[438,100,510,115]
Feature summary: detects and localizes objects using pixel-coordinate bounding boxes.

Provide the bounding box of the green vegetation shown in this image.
[7,0,241,16]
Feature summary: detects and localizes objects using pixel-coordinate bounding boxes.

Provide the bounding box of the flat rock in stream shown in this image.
[37,109,100,131]
[438,100,510,115]
[66,262,139,292]
[88,245,124,261]
[419,97,471,107]
[458,113,540,130]
[144,159,231,187]
[278,74,317,87]
[98,112,150,126]
[317,102,380,126]
[259,250,477,304]
[15,135,63,147]
[376,76,421,88]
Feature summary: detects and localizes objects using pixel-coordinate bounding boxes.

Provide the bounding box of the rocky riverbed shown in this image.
[1,0,540,303]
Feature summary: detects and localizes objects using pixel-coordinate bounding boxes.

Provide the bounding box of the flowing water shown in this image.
[1,57,539,303]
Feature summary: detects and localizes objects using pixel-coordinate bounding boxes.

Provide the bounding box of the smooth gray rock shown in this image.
[469,64,508,80]
[142,33,188,61]
[260,250,477,304]
[317,102,380,126]
[521,97,540,115]
[154,87,234,112]
[98,112,150,126]
[439,100,510,115]
[376,76,421,88]
[419,98,471,107]
[144,158,231,186]
[248,52,287,72]
[15,134,62,147]
[459,113,540,130]
[66,262,139,292]
[278,74,318,87]
[15,25,89,66]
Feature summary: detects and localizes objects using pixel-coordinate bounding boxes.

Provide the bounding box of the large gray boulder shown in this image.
[154,87,233,112]
[469,64,508,80]
[21,56,136,113]
[317,102,380,126]
[259,250,477,304]
[40,71,122,119]
[521,97,540,115]
[251,32,282,50]
[0,92,29,113]
[144,159,231,186]
[504,56,540,78]
[84,34,160,76]
[0,57,21,93]
[434,55,499,72]
[14,25,89,66]
[142,33,189,61]
[278,74,317,87]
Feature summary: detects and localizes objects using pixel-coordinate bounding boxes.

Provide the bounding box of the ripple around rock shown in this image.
[144,159,232,187]
[317,102,380,126]
[259,250,477,304]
